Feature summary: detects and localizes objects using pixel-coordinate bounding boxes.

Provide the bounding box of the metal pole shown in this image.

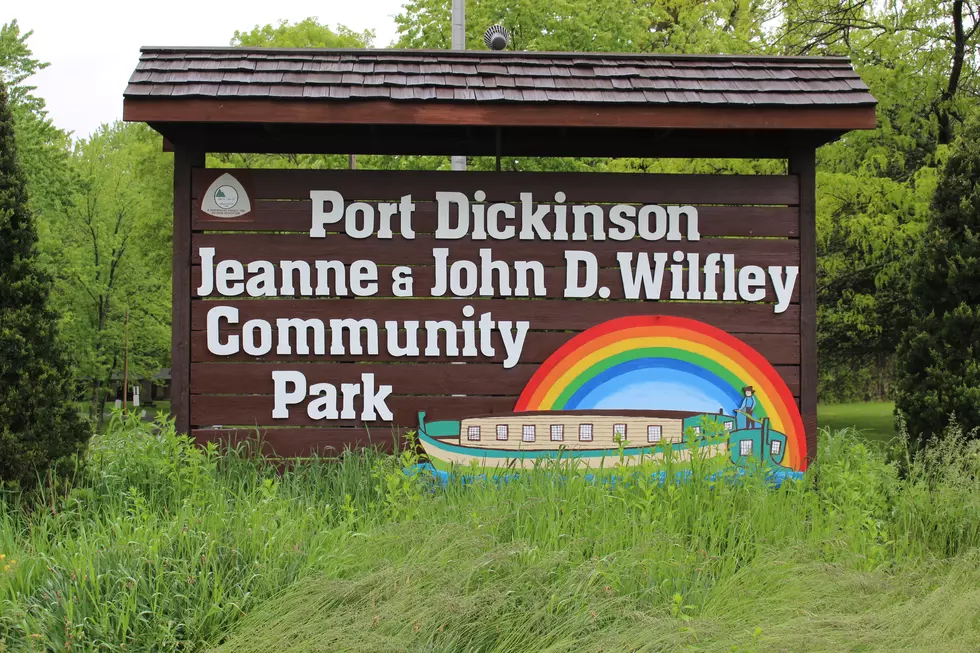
[451,0,466,171]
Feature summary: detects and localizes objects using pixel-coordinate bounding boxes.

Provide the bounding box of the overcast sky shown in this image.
[9,0,407,138]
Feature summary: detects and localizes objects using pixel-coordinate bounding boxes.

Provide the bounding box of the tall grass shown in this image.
[1,412,979,651]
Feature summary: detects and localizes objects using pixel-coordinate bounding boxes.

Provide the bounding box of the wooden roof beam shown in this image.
[124,98,876,132]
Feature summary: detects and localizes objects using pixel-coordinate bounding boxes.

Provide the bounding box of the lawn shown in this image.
[3,413,980,651]
[819,401,897,446]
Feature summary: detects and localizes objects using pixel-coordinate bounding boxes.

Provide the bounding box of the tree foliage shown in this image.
[895,118,980,442]
[0,21,74,231]
[394,0,768,53]
[802,0,979,398]
[232,17,375,49]
[0,82,89,487]
[40,123,173,427]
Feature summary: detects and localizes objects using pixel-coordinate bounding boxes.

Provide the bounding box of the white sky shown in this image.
[9,0,407,138]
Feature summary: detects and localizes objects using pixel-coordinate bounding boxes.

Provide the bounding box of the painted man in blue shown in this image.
[735,386,757,430]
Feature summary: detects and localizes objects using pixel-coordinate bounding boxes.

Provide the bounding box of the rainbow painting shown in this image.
[416,316,807,474]
[514,316,806,470]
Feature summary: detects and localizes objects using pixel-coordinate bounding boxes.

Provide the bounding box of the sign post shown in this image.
[124,47,876,469]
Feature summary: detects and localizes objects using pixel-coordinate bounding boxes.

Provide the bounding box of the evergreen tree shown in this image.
[0,82,89,487]
[895,118,980,442]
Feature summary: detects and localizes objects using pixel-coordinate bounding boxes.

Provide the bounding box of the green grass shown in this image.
[2,412,980,652]
[819,401,897,445]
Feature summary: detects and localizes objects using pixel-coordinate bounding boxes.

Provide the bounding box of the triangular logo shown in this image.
[201,173,251,218]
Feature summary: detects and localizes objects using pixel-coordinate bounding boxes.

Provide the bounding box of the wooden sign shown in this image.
[188,168,808,473]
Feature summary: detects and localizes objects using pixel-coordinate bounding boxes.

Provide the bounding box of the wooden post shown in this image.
[172,146,205,434]
[790,146,818,467]
[122,307,129,416]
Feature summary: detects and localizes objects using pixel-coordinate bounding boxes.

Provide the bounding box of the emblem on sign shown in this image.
[201,173,251,218]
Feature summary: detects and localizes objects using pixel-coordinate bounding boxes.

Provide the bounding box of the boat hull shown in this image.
[418,420,728,472]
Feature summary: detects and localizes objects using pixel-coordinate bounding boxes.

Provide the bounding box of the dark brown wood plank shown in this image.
[192,428,403,457]
[191,169,800,205]
[192,362,535,396]
[171,147,205,434]
[190,394,516,427]
[191,233,800,268]
[791,147,818,467]
[125,97,877,132]
[194,202,800,238]
[191,362,800,396]
[191,264,801,303]
[190,298,801,334]
[191,330,802,365]
[157,122,839,160]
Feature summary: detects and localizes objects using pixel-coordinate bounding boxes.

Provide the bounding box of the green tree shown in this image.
[0,21,74,242]
[770,0,979,399]
[0,82,89,487]
[42,123,173,427]
[232,17,374,48]
[394,0,767,53]
[895,118,980,442]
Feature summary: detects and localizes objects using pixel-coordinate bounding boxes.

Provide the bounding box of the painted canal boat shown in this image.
[417,408,792,473]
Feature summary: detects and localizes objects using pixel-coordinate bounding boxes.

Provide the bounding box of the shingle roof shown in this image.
[125,48,875,107]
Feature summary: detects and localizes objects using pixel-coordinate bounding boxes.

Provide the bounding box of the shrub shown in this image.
[895,118,980,443]
[0,82,90,488]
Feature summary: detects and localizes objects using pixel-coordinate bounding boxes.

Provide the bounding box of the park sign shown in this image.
[123,47,877,470]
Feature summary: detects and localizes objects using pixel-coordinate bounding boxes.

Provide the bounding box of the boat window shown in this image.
[647,425,662,443]
[739,440,753,456]
[613,424,627,440]
[579,424,593,441]
[496,425,509,440]
[522,425,536,442]
[693,426,702,435]
[467,426,481,441]
[724,421,733,431]
[550,424,564,441]
[770,440,782,456]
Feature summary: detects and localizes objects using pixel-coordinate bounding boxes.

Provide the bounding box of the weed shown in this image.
[1,418,979,651]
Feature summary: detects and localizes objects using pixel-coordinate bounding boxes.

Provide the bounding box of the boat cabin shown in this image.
[457,409,728,450]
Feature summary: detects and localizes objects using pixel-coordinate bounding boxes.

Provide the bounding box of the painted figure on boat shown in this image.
[735,385,757,430]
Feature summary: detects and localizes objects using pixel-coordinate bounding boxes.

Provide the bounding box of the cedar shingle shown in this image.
[275,85,305,97]
[389,87,417,100]
[477,63,508,75]
[126,47,876,108]
[303,86,331,98]
[412,87,439,100]
[475,88,506,101]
